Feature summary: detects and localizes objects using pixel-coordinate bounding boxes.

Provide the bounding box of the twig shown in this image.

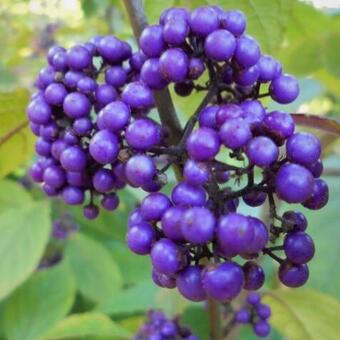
[263,247,284,264]
[0,120,29,146]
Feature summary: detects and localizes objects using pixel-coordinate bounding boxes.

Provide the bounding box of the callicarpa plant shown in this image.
[26,0,332,339]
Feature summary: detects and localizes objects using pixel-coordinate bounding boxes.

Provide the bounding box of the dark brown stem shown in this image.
[263,247,284,264]
[221,182,270,200]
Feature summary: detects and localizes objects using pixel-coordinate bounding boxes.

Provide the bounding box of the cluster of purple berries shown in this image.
[135,310,198,340]
[27,34,173,219]
[126,4,328,304]
[234,292,271,338]
[39,212,78,269]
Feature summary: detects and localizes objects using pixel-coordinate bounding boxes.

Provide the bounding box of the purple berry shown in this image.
[140,58,168,90]
[234,35,261,68]
[122,81,154,110]
[159,48,189,83]
[220,10,246,36]
[161,206,186,242]
[171,182,206,207]
[163,17,189,45]
[204,29,236,61]
[243,191,267,207]
[101,193,119,211]
[243,261,265,290]
[253,320,271,337]
[127,222,155,255]
[183,159,210,186]
[139,25,165,57]
[66,45,91,70]
[89,130,119,165]
[83,204,99,220]
[263,111,295,141]
[246,136,279,167]
[270,74,299,104]
[97,101,130,132]
[189,7,219,37]
[125,154,156,187]
[63,92,91,119]
[302,178,329,210]
[284,231,315,264]
[141,193,171,221]
[235,309,251,324]
[256,304,271,320]
[92,168,115,193]
[219,118,252,150]
[62,186,85,205]
[247,292,261,305]
[43,165,66,189]
[44,83,67,106]
[105,66,127,88]
[278,261,309,287]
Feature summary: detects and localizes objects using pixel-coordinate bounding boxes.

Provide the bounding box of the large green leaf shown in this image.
[155,289,190,316]
[0,200,51,300]
[263,289,340,340]
[181,306,209,340]
[0,179,32,214]
[107,241,151,285]
[3,261,76,340]
[65,233,123,304]
[144,0,175,23]
[42,312,131,340]
[0,89,35,178]
[97,280,159,316]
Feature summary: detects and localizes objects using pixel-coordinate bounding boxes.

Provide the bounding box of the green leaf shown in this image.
[65,233,123,304]
[155,289,190,316]
[322,30,340,78]
[213,0,293,53]
[144,0,174,23]
[0,89,35,178]
[263,288,340,340]
[107,241,151,285]
[0,179,32,214]
[42,312,131,340]
[0,200,51,300]
[97,280,159,316]
[3,261,76,340]
[181,306,209,340]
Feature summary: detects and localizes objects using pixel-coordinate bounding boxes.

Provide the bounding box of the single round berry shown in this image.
[151,239,185,275]
[302,178,329,210]
[235,309,251,324]
[152,269,176,289]
[97,36,127,63]
[243,261,265,290]
[216,104,243,126]
[189,7,219,37]
[63,92,91,119]
[275,163,314,203]
[234,35,261,68]
[308,159,323,178]
[125,118,161,151]
[243,191,267,207]
[234,64,260,86]
[219,118,252,149]
[253,320,271,338]
[258,54,281,82]
[246,136,279,167]
[286,132,321,166]
[263,110,295,141]
[256,303,271,320]
[189,58,205,80]
[241,100,266,126]
[270,73,299,104]
[183,159,210,186]
[159,48,189,82]
[199,105,218,129]
[247,292,261,305]
[163,17,189,45]
[182,207,215,244]
[217,213,255,255]
[105,66,127,88]
[101,193,119,211]
[187,127,220,161]
[177,265,207,302]
[161,206,186,242]
[60,146,87,172]
[92,168,115,193]
[284,231,315,264]
[171,182,206,207]
[204,29,236,61]
[66,45,91,70]
[202,262,244,301]
[97,101,130,132]
[43,165,66,189]
[62,186,85,205]
[83,204,99,220]
[89,130,119,165]
[220,10,246,36]
[127,222,155,255]
[27,99,52,125]
[95,84,118,109]
[139,25,165,57]
[282,211,308,232]
[125,154,156,187]
[140,58,168,90]
[246,217,269,254]
[141,193,171,221]
[44,83,67,106]
[122,81,154,110]
[278,261,309,287]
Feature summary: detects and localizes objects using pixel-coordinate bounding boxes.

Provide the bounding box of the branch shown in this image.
[0,120,29,147]
[123,0,182,146]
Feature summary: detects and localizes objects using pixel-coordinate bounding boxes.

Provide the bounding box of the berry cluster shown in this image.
[27,35,171,219]
[135,310,198,340]
[234,292,271,338]
[38,212,78,269]
[126,4,329,302]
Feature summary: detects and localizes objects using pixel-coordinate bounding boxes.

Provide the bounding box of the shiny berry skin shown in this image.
[204,29,236,61]
[159,48,189,83]
[234,35,261,68]
[278,261,309,287]
[234,64,260,86]
[139,25,165,57]
[284,231,315,264]
[270,73,299,104]
[140,58,168,90]
[60,146,87,172]
[286,132,321,166]
[97,36,127,63]
[241,99,266,126]
[182,207,215,244]
[101,193,119,211]
[217,213,254,254]
[151,239,185,275]
[43,165,66,189]
[220,10,246,36]
[141,193,171,221]
[125,118,161,151]
[44,83,67,106]
[122,81,154,110]
[63,92,91,119]
[27,99,52,125]
[243,261,265,290]
[66,45,91,70]
[89,130,119,165]
[186,127,220,161]
[105,66,127,88]
[125,154,156,187]
[73,117,92,136]
[243,191,267,207]
[282,211,308,232]
[308,159,323,178]
[83,205,99,220]
[258,54,281,82]
[302,178,329,210]
[183,159,210,186]
[246,136,279,167]
[219,118,252,149]
[199,105,218,129]
[161,206,186,242]
[163,17,189,45]
[95,84,118,109]
[177,265,207,302]
[152,269,176,289]
[263,110,295,141]
[202,262,244,301]
[171,182,206,207]
[189,7,219,37]
[189,58,205,80]
[92,168,115,193]
[62,186,84,205]
[127,222,155,255]
[216,104,243,125]
[275,163,314,203]
[97,101,130,132]
[246,217,269,254]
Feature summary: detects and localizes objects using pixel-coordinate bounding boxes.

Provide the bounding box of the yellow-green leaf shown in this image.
[42,312,131,340]
[263,288,340,340]
[0,89,34,178]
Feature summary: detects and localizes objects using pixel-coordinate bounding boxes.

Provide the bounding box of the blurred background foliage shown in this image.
[0,0,340,339]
